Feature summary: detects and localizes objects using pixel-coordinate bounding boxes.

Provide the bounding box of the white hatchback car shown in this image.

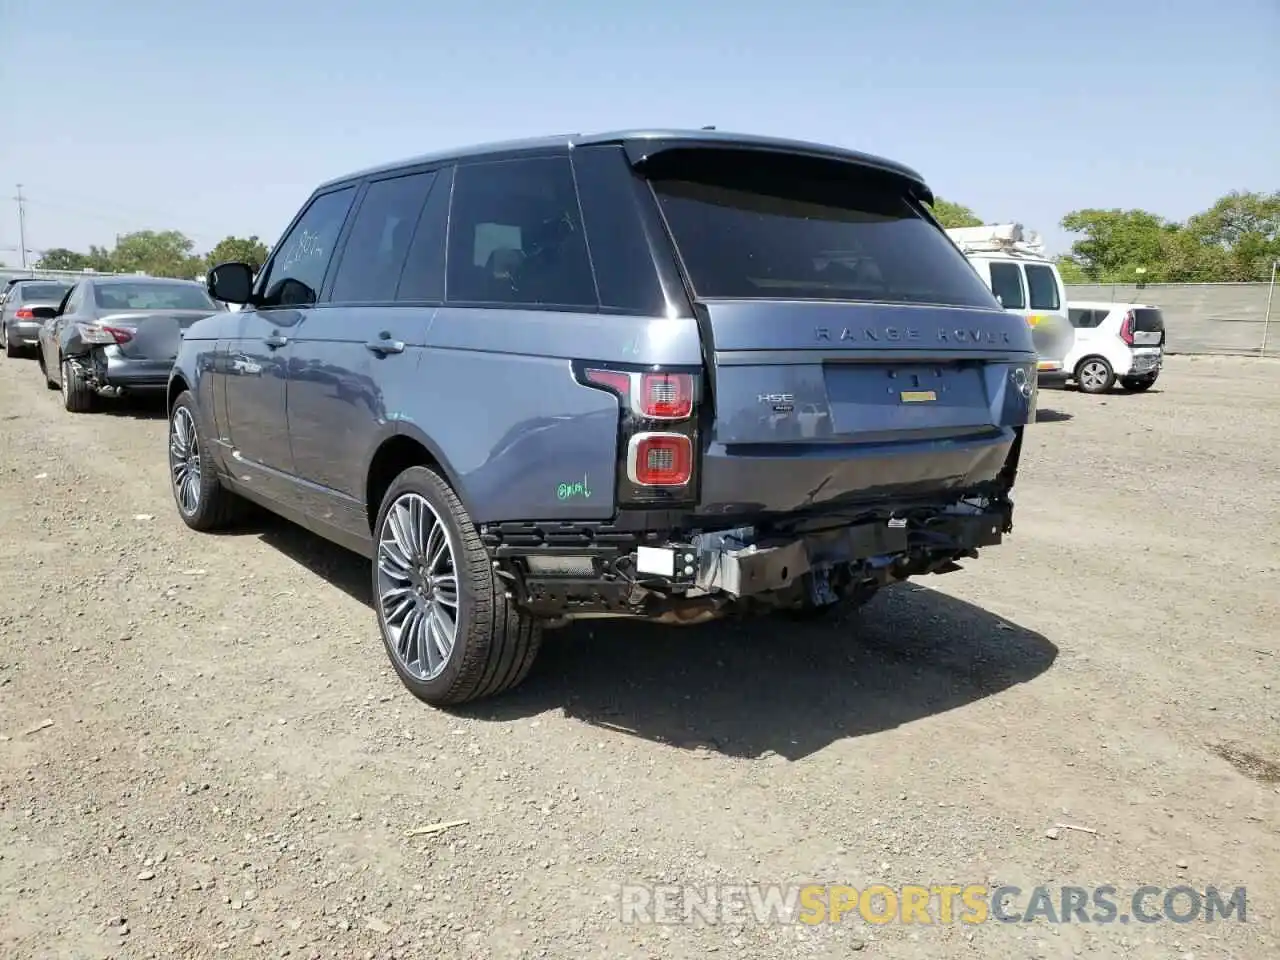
[1064,301,1165,394]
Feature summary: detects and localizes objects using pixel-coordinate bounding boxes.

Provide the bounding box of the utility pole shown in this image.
[14,184,28,269]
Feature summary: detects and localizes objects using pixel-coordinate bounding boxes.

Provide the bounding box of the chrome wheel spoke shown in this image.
[169,408,202,514]
[376,491,460,682]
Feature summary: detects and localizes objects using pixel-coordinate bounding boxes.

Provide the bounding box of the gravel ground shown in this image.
[1,354,1278,960]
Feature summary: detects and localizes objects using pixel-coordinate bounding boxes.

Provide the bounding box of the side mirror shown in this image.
[207,261,255,305]
[29,305,58,321]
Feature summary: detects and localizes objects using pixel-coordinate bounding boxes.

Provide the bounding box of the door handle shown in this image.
[264,333,288,349]
[365,335,405,355]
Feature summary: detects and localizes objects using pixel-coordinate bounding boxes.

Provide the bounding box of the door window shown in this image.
[446,157,597,308]
[256,187,356,309]
[329,172,438,303]
[1024,264,1061,310]
[988,262,1026,310]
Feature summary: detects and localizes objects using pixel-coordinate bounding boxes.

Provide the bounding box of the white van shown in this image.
[945,224,1075,381]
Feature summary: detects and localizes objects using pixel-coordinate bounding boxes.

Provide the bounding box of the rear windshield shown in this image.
[646,153,1000,309]
[19,283,71,302]
[94,282,217,311]
[1133,308,1164,332]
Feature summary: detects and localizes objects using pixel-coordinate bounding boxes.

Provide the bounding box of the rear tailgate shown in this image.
[1131,307,1165,347]
[637,145,1038,515]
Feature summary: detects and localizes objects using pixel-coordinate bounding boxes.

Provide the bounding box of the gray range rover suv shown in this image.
[167,129,1038,706]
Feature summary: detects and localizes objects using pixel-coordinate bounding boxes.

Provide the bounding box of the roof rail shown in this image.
[945,222,1047,259]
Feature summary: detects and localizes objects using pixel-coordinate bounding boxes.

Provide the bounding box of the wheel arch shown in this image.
[365,425,473,535]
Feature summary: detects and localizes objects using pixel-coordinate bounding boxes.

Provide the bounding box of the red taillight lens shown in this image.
[640,372,693,419]
[584,368,632,401]
[105,326,133,344]
[628,433,692,486]
[14,307,34,320]
[1120,312,1135,345]
[583,368,696,420]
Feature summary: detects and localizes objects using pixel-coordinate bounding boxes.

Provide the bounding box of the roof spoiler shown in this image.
[619,136,935,207]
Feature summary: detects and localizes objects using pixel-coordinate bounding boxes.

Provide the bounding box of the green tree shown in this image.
[1058,208,1177,281]
[109,230,204,278]
[1181,190,1280,281]
[35,247,90,271]
[929,198,983,229]
[205,235,270,273]
[85,245,117,273]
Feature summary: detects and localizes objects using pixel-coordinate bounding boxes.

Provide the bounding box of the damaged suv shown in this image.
[167,130,1037,706]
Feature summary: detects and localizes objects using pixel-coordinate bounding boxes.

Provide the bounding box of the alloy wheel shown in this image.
[376,492,460,682]
[169,406,202,515]
[1080,360,1109,391]
[60,361,70,400]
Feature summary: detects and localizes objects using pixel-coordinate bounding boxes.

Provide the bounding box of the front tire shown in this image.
[168,391,243,530]
[373,465,542,707]
[39,352,58,389]
[61,358,97,412]
[1075,356,1115,394]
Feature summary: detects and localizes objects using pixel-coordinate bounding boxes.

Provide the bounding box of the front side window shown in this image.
[257,187,356,309]
[329,172,438,303]
[1025,263,1061,310]
[94,282,217,311]
[446,157,597,308]
[988,262,1026,310]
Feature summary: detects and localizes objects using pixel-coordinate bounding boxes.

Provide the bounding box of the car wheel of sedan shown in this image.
[2,325,16,359]
[168,391,243,530]
[373,465,542,707]
[60,358,97,412]
[1075,356,1115,395]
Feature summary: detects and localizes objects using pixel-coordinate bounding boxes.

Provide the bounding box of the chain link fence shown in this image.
[1065,279,1277,356]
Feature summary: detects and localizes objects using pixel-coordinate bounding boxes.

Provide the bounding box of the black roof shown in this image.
[317,128,932,199]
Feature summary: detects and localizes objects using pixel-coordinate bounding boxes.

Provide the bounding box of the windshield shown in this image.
[19,283,72,303]
[646,152,1000,309]
[94,282,217,311]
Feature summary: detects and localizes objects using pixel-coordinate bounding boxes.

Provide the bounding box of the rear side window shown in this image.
[988,262,1026,310]
[329,171,437,303]
[645,151,999,308]
[446,157,597,308]
[1069,308,1106,328]
[1133,308,1164,333]
[1025,263,1061,310]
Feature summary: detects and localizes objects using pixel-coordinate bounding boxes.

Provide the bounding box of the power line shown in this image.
[14,185,28,269]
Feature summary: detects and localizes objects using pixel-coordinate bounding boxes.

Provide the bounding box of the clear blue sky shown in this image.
[2,0,1276,262]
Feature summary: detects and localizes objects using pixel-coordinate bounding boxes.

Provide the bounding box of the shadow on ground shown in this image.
[94,392,168,420]
[1034,408,1073,423]
[249,515,1058,762]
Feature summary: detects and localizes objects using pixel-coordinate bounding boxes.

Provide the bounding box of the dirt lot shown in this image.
[1,354,1277,960]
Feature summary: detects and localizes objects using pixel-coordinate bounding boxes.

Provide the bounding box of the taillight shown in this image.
[76,322,134,345]
[583,369,695,420]
[14,307,35,320]
[628,433,693,486]
[1119,312,1135,346]
[579,363,702,502]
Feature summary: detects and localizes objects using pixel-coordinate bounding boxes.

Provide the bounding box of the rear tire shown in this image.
[1075,356,1115,394]
[60,358,97,412]
[2,326,17,359]
[168,391,243,530]
[1119,373,1158,392]
[372,465,542,707]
